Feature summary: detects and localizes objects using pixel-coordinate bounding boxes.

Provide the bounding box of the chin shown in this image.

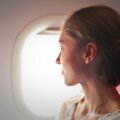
[62,72,77,86]
[64,78,76,86]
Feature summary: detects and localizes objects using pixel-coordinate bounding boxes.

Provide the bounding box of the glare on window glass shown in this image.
[21,33,81,118]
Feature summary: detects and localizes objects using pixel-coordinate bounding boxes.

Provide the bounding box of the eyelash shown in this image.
[59,45,62,48]
[58,46,63,51]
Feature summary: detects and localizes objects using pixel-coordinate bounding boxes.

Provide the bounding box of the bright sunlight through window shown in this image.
[21,33,82,119]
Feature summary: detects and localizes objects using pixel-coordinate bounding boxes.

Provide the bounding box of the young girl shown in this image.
[56,5,120,120]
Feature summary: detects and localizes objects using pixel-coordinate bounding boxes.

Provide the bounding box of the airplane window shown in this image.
[12,15,82,120]
[21,33,81,118]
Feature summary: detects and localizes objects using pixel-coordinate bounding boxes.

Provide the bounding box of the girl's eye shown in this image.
[59,44,64,51]
[59,45,62,49]
[59,44,62,47]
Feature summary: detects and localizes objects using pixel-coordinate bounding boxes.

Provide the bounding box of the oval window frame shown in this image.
[12,14,66,120]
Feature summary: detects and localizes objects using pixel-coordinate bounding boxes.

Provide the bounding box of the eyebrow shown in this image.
[59,39,64,43]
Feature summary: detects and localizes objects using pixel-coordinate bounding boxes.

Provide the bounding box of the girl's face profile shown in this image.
[56,31,86,86]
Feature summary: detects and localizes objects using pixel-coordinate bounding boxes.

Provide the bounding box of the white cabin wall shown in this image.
[0,0,120,120]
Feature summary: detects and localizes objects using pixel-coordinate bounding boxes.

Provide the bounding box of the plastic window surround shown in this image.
[12,15,66,120]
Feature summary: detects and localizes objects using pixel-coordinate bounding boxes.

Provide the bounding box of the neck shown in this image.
[81,79,120,114]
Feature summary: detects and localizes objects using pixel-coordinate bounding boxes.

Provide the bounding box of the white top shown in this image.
[56,95,120,120]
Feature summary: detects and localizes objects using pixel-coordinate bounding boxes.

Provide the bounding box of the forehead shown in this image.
[59,31,76,44]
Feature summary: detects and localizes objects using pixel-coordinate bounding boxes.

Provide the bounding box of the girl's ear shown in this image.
[83,43,97,64]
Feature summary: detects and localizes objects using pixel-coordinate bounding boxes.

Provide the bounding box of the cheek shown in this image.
[61,52,79,71]
[68,54,85,75]
[60,50,68,64]
[60,52,70,65]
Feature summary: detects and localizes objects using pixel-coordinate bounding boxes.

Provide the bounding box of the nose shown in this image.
[56,53,61,64]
